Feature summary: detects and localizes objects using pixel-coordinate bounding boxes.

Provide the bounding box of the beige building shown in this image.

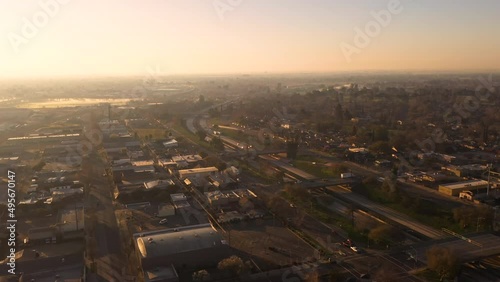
[178,167,218,179]
[438,180,489,196]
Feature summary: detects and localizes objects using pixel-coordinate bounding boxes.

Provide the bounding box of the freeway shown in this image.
[343,161,477,207]
[413,233,500,263]
[259,155,317,181]
[326,186,446,240]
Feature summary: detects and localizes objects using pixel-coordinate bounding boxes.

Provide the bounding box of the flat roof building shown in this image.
[134,223,231,270]
[178,167,218,179]
[438,179,489,196]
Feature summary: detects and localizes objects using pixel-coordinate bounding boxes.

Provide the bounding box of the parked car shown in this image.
[159,219,168,225]
[350,246,360,253]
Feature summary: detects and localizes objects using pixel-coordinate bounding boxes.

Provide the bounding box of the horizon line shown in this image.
[2,68,500,81]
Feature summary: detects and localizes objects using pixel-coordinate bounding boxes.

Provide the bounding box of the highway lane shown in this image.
[326,186,446,240]
[460,256,500,281]
[259,155,317,180]
[414,233,500,263]
[344,161,477,207]
[307,153,477,207]
[340,253,426,282]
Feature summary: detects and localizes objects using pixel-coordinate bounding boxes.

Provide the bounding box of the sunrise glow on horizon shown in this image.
[1,0,499,78]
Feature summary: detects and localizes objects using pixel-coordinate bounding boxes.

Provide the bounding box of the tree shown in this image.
[192,269,211,281]
[369,141,391,155]
[285,184,311,203]
[373,265,399,282]
[373,126,389,141]
[216,162,227,172]
[217,256,246,276]
[211,138,225,151]
[33,161,46,171]
[197,130,207,141]
[368,224,398,244]
[426,246,460,281]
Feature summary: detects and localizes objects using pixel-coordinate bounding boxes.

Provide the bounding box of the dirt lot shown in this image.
[225,218,317,270]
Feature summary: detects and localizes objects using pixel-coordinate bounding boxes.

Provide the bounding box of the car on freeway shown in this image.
[159,219,168,225]
[342,239,354,247]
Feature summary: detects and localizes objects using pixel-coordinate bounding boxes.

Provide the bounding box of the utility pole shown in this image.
[477,217,485,232]
[494,207,499,232]
[75,204,79,231]
[487,163,492,196]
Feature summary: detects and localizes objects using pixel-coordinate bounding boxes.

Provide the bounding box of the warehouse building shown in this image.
[438,179,489,196]
[134,223,231,271]
[178,167,218,179]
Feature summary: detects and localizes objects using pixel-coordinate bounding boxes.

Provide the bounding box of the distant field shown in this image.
[134,128,168,140]
[15,98,139,109]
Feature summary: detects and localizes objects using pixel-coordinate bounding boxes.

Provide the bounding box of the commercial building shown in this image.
[170,193,191,214]
[144,179,175,190]
[438,179,489,196]
[144,265,179,282]
[134,223,231,270]
[58,206,85,240]
[170,155,203,168]
[132,160,155,173]
[163,139,178,148]
[157,203,176,217]
[178,167,218,179]
[26,227,58,245]
[442,164,486,178]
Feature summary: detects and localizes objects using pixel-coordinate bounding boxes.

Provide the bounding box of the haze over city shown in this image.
[1,0,500,78]
[1,1,500,282]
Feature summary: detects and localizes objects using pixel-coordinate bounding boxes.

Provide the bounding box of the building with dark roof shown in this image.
[134,223,231,270]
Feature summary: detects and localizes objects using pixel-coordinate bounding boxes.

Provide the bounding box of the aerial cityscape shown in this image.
[0,1,499,282]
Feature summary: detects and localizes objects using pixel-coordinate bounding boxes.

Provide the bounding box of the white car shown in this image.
[350,246,360,253]
[159,219,168,225]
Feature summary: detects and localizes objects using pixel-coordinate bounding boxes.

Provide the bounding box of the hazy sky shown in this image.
[1,0,499,78]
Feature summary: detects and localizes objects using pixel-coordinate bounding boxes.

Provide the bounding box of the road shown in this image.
[259,155,317,180]
[343,161,477,207]
[83,154,127,281]
[412,233,500,263]
[326,186,446,240]
[308,152,477,208]
[460,255,500,281]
